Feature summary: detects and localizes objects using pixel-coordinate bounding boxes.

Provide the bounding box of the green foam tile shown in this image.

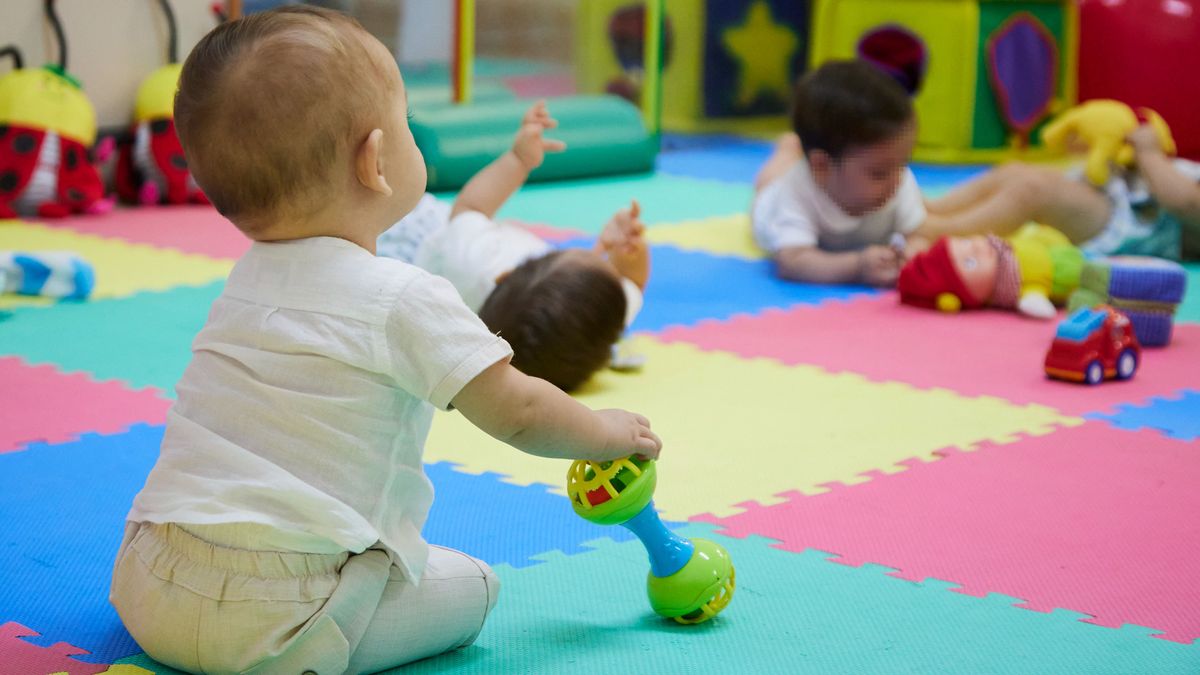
[0,283,222,392]
[1178,263,1200,323]
[461,173,753,233]
[394,523,1199,674]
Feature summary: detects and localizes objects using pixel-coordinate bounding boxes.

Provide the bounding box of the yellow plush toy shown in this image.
[1041,99,1176,187]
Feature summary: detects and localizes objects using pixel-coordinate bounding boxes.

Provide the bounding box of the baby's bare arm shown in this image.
[1131,130,1200,228]
[775,245,898,287]
[452,360,661,462]
[451,101,565,221]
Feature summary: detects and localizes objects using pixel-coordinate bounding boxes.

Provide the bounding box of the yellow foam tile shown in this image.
[0,220,231,308]
[645,214,765,260]
[425,338,1082,521]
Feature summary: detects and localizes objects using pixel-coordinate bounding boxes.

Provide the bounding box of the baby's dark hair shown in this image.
[791,59,914,160]
[479,250,627,392]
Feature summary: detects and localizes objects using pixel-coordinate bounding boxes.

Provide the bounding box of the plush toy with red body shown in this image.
[0,3,112,219]
[0,62,111,218]
[115,63,207,206]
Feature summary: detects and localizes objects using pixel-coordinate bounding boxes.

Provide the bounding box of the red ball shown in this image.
[1078,0,1200,158]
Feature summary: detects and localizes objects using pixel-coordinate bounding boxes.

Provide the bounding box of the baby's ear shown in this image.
[808,149,832,175]
[356,128,392,196]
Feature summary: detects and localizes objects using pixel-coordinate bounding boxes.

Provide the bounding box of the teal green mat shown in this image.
[466,173,754,233]
[1179,263,1200,323]
[394,524,1199,675]
[0,283,221,392]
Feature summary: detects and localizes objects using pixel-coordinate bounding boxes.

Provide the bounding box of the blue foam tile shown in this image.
[910,162,991,197]
[0,283,221,393]
[659,133,768,152]
[1087,390,1200,441]
[424,462,684,569]
[557,240,875,333]
[656,143,773,184]
[0,424,166,663]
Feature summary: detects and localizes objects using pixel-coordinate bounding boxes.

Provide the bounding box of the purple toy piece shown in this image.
[987,12,1058,144]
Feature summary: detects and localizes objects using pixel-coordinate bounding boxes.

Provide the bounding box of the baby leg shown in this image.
[919,164,1111,242]
[754,133,802,192]
[345,545,500,673]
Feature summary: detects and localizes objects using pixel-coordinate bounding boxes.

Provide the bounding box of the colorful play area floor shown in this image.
[2,136,1199,674]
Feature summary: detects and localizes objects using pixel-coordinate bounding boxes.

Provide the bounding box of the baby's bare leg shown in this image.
[754,133,803,192]
[918,164,1111,242]
[926,163,1030,215]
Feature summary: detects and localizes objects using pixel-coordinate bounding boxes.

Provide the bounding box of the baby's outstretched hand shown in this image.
[597,409,661,461]
[512,100,566,170]
[599,200,646,252]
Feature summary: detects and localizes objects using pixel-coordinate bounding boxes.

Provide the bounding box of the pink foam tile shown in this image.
[502,73,578,98]
[699,421,1200,642]
[513,222,588,242]
[45,205,251,259]
[658,293,1200,417]
[0,622,107,675]
[0,357,172,454]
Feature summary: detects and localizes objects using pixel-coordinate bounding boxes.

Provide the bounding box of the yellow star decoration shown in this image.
[722,0,800,109]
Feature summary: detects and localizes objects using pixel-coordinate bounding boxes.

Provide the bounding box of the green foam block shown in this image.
[412,95,658,191]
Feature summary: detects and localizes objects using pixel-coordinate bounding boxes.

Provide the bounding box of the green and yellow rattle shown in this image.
[566,456,735,624]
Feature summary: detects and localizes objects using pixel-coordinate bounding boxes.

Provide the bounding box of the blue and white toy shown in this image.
[0,251,95,300]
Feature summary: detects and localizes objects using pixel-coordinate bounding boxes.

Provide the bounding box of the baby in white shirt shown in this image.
[752,60,928,287]
[379,101,651,392]
[109,9,661,674]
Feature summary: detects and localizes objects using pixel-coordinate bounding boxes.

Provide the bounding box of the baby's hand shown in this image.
[1127,124,1164,156]
[599,200,645,253]
[859,245,901,287]
[597,409,661,461]
[512,100,566,171]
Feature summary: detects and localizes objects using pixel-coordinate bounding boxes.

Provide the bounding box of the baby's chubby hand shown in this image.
[859,245,901,287]
[596,409,662,461]
[598,200,646,253]
[512,100,567,171]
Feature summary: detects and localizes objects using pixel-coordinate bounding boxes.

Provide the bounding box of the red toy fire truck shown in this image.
[1044,305,1141,385]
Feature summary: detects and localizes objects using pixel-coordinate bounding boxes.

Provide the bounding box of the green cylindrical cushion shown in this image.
[411,95,658,191]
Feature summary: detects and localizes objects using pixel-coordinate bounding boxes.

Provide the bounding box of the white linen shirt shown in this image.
[128,236,512,582]
[752,158,926,253]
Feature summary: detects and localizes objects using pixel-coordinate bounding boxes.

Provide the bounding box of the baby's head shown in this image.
[175,6,424,240]
[792,60,916,216]
[479,249,627,392]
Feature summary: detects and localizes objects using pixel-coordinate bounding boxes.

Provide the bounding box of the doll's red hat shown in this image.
[897,237,982,312]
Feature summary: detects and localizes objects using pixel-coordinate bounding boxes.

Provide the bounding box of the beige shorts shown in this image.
[110,522,498,674]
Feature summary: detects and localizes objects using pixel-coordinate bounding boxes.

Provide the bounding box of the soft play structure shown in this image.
[1076,0,1200,160]
[809,0,1078,162]
[412,95,660,192]
[409,0,658,192]
[575,0,810,134]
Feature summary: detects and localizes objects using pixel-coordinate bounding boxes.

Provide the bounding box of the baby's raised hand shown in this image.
[1127,124,1164,156]
[512,100,566,170]
[599,200,645,252]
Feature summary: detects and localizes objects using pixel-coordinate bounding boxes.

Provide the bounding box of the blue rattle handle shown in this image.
[621,500,694,578]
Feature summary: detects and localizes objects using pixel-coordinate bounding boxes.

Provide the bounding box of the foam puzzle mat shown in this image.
[1,137,1197,674]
